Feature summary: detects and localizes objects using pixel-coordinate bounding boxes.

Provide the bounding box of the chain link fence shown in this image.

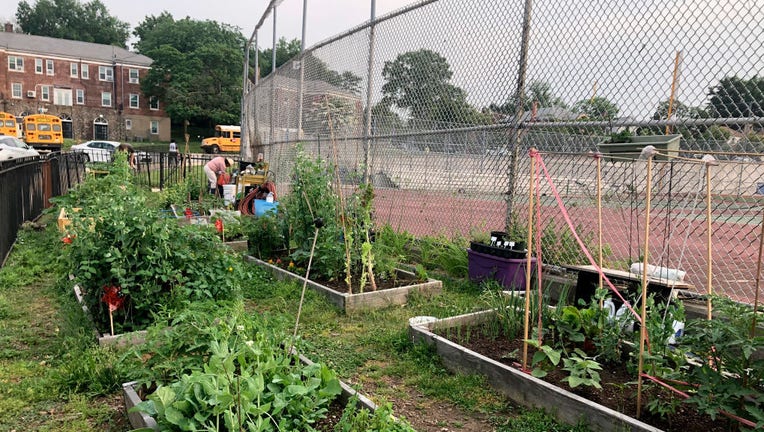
[245,0,764,303]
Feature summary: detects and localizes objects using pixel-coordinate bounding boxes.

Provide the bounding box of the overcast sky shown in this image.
[91,0,413,50]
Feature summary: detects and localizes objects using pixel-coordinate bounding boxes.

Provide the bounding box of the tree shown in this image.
[134,13,245,126]
[258,38,301,78]
[572,96,619,120]
[369,100,403,133]
[381,49,488,127]
[489,80,567,115]
[300,52,362,95]
[306,95,358,136]
[253,41,363,95]
[707,76,764,129]
[16,0,129,47]
[650,99,710,138]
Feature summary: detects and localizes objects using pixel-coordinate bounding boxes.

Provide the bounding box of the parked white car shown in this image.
[0,135,40,161]
[70,140,121,162]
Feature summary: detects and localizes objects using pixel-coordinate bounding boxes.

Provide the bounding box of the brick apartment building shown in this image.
[0,24,170,142]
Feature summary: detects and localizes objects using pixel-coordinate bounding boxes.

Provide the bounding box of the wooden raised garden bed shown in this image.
[122,354,378,430]
[244,255,442,313]
[74,284,147,347]
[408,310,663,432]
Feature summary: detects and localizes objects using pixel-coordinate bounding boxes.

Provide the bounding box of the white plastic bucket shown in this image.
[222,184,236,205]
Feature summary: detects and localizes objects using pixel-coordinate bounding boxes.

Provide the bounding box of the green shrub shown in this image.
[130,303,343,431]
[62,166,244,333]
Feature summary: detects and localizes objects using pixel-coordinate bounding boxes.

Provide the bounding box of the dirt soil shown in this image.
[436,323,736,432]
[357,375,499,431]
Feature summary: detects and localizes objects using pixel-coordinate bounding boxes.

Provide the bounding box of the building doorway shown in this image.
[59,113,73,139]
[93,116,108,140]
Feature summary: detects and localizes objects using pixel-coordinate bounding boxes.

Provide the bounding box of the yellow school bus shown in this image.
[200,125,241,154]
[23,114,64,150]
[0,111,21,138]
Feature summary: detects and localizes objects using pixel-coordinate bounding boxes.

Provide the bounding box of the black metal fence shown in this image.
[0,152,85,266]
[131,152,243,191]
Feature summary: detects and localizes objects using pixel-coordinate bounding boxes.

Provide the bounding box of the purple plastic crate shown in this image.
[467,248,536,290]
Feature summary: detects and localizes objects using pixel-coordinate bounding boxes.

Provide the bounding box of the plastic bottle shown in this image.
[667,320,684,345]
[603,299,616,322]
[266,192,274,203]
[629,263,686,282]
[615,303,633,333]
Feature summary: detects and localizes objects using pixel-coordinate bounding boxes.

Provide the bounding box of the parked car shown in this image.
[70,140,121,162]
[136,150,152,163]
[0,135,40,161]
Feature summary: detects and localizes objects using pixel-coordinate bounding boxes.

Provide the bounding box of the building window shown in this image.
[125,119,132,130]
[70,63,78,77]
[150,120,159,135]
[81,64,89,79]
[101,91,112,107]
[11,83,22,98]
[76,89,85,104]
[41,86,51,101]
[54,88,72,106]
[35,58,43,74]
[129,93,139,109]
[46,59,54,75]
[129,69,139,84]
[8,56,23,71]
[98,65,113,82]
[149,96,159,110]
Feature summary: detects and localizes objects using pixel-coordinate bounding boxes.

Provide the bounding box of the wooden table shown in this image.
[563,264,693,305]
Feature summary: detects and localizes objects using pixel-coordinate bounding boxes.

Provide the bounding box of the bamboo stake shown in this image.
[705,160,713,320]
[535,156,543,346]
[325,97,355,293]
[752,209,764,337]
[636,152,655,418]
[109,309,114,336]
[665,51,682,135]
[522,149,536,372]
[596,153,603,300]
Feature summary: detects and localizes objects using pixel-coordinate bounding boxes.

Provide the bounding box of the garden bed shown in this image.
[244,255,442,312]
[122,354,378,430]
[224,239,248,252]
[74,284,147,347]
[408,310,731,432]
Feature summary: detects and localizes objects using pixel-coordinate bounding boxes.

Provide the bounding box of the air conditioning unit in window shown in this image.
[26,90,36,98]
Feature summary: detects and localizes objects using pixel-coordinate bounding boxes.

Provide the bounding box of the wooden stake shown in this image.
[706,162,713,320]
[596,153,603,300]
[109,309,114,336]
[325,96,355,293]
[752,209,764,337]
[522,149,536,372]
[665,51,682,135]
[636,154,654,418]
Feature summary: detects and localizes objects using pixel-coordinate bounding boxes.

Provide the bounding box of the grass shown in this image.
[0,221,129,431]
[0,208,587,431]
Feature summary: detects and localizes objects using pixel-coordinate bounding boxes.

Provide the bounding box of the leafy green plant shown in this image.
[62,172,245,333]
[282,149,346,283]
[333,396,416,432]
[131,303,343,431]
[644,388,682,423]
[244,211,287,259]
[526,339,562,378]
[561,349,603,389]
[679,296,764,425]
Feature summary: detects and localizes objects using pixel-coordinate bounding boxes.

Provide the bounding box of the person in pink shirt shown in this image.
[203,156,233,195]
